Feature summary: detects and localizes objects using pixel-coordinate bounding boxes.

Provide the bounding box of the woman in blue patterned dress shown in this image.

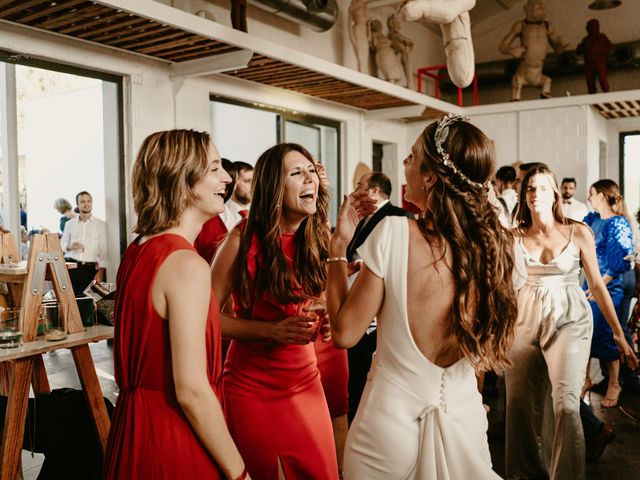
[584,179,636,407]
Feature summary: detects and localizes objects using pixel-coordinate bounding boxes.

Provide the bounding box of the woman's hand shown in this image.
[303,303,331,342]
[316,163,330,190]
[267,316,316,345]
[330,192,376,255]
[614,333,639,371]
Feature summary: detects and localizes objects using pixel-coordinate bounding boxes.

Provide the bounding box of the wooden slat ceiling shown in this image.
[0,0,419,111]
[592,100,640,119]
[224,55,414,110]
[402,107,448,123]
[0,0,238,61]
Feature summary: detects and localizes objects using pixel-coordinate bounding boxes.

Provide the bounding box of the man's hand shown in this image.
[68,242,85,252]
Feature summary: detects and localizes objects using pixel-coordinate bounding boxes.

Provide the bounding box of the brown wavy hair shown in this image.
[591,179,631,221]
[515,164,575,230]
[234,143,330,307]
[418,120,518,371]
[132,129,211,236]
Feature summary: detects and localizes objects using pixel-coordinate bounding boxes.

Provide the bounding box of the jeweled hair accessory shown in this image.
[434,114,492,190]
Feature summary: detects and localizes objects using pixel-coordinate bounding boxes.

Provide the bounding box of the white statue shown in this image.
[388,12,415,89]
[499,0,569,100]
[370,19,404,85]
[349,0,371,74]
[401,0,476,88]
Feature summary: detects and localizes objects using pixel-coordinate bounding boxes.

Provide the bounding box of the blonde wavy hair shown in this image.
[132,129,211,236]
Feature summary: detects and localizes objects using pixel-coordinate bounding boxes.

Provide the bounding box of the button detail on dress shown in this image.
[439,370,447,413]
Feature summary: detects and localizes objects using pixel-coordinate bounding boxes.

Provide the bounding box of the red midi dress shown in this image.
[314,337,349,418]
[104,234,223,479]
[223,230,339,480]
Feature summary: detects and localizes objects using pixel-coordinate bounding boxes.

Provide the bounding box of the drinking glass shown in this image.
[41,303,68,342]
[299,295,327,342]
[0,307,23,348]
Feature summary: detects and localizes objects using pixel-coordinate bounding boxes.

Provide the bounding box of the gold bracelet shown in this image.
[326,256,348,263]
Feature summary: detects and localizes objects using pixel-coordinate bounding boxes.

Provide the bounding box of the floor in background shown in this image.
[485,370,640,479]
[20,340,117,477]
[20,342,640,478]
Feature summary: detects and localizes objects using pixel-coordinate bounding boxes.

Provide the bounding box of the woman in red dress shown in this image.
[212,143,339,479]
[104,130,249,480]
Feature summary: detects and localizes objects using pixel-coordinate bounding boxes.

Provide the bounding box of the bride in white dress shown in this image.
[326,114,518,479]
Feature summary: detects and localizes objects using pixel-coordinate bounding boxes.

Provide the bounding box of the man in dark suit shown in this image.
[346,172,413,423]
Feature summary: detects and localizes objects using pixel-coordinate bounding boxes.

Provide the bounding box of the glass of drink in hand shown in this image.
[300,295,327,342]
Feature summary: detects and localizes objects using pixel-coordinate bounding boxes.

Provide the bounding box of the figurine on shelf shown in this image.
[401,0,476,88]
[577,19,613,94]
[370,19,404,85]
[499,0,569,101]
[388,12,415,89]
[349,0,371,74]
[230,0,247,33]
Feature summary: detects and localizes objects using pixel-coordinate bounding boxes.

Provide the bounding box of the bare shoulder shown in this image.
[407,217,421,234]
[159,249,210,289]
[572,222,594,242]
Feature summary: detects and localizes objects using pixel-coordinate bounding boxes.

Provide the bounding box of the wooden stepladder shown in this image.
[0,233,112,479]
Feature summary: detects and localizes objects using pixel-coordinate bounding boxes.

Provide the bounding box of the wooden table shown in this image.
[0,233,113,479]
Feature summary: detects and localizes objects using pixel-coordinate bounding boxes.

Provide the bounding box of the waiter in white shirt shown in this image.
[219,161,253,231]
[560,177,589,221]
[495,165,519,228]
[61,191,109,295]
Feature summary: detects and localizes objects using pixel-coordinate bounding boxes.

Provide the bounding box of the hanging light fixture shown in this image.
[589,0,621,9]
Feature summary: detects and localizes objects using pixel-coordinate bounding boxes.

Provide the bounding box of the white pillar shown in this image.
[0,63,20,251]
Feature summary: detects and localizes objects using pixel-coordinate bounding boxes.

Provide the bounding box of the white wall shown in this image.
[468,105,592,203]
[465,112,519,168]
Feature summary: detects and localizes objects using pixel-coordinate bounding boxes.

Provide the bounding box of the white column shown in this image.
[0,62,20,250]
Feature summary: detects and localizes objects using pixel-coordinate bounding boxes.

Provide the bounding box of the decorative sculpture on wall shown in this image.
[349,0,371,74]
[388,12,415,89]
[577,19,613,93]
[230,0,247,32]
[499,0,569,100]
[400,0,476,88]
[370,19,404,85]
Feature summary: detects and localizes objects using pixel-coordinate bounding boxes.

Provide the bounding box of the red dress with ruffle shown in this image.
[104,234,223,479]
[223,229,339,480]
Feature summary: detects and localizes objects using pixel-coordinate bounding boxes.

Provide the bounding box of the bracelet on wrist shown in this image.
[326,256,348,264]
[233,466,248,480]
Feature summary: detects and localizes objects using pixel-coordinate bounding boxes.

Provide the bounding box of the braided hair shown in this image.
[418,119,518,371]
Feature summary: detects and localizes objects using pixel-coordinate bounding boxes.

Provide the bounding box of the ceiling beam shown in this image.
[170,48,253,78]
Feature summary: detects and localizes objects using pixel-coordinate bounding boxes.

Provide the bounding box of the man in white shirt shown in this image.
[61,191,109,295]
[495,165,519,228]
[561,177,590,221]
[219,161,253,232]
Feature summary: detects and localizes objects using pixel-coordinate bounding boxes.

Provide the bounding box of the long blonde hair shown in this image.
[419,120,518,371]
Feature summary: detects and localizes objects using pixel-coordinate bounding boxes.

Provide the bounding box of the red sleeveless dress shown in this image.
[104,234,223,479]
[223,229,339,480]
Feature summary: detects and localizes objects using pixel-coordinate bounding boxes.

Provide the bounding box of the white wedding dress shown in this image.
[343,216,501,480]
